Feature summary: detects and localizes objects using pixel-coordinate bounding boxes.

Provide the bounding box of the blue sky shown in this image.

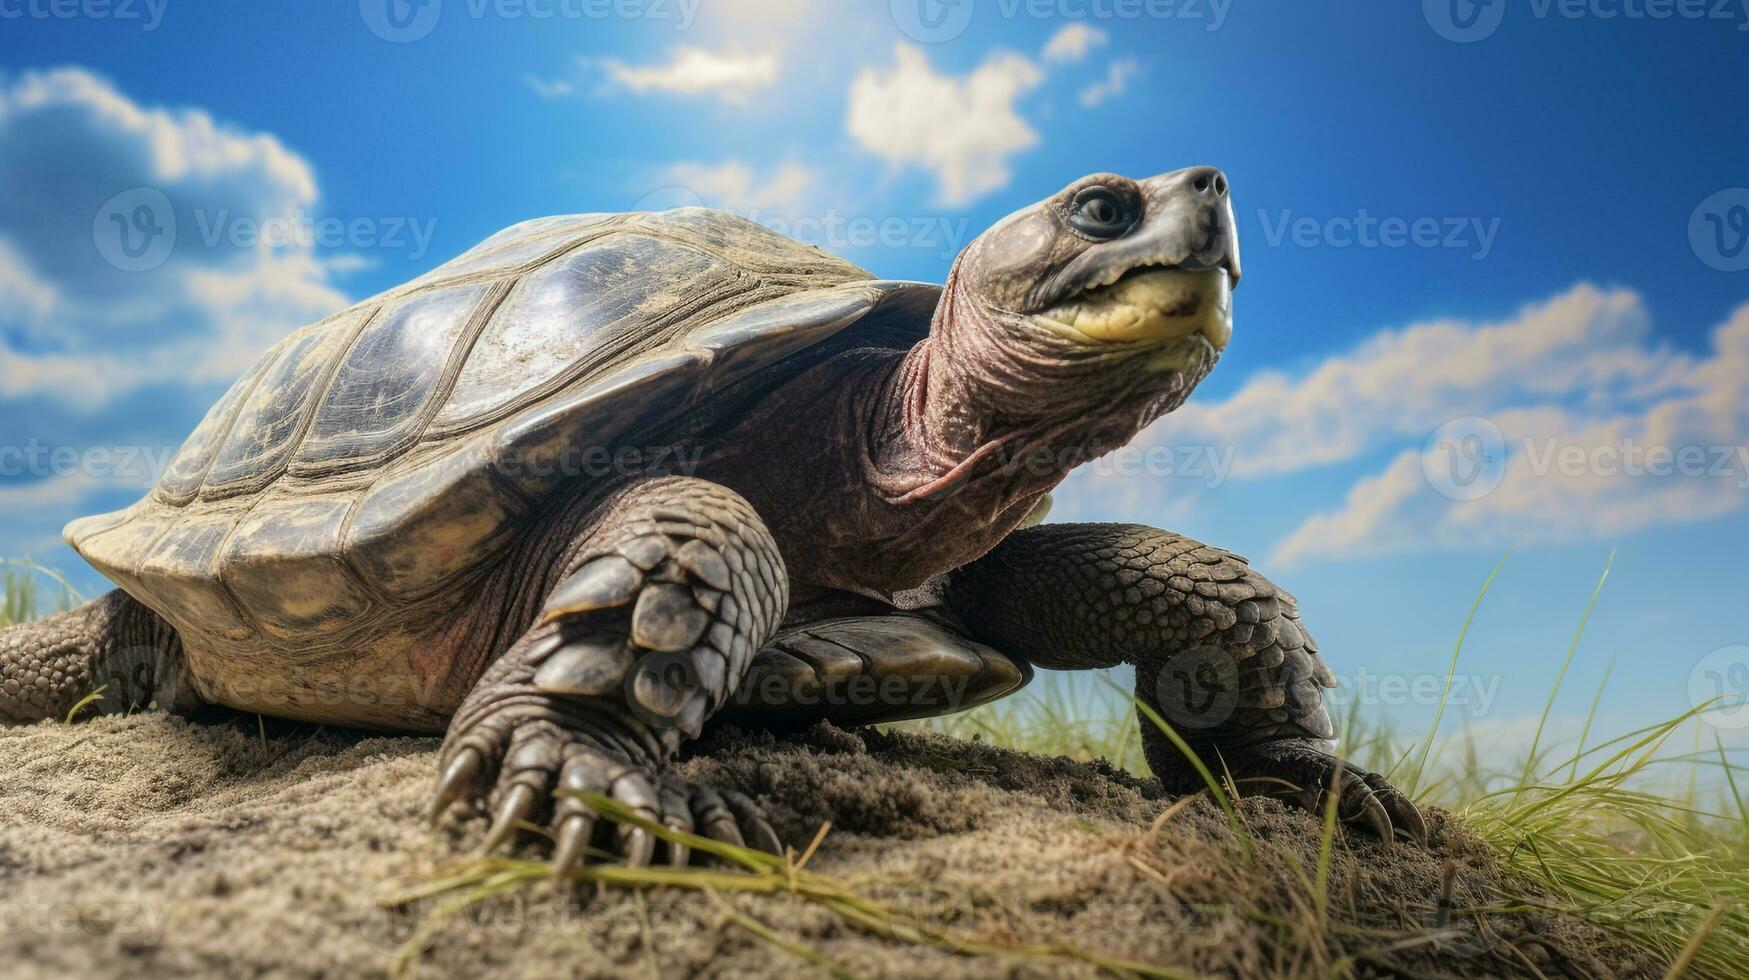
[2,1,1746,757]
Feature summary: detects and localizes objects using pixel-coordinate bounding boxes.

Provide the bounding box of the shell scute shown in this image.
[221,496,373,639]
[294,280,496,473]
[137,515,253,642]
[435,233,739,430]
[345,436,530,602]
[203,312,361,497]
[155,348,278,504]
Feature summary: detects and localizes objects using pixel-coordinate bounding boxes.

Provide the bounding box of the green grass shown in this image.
[894,554,1749,977]
[1,560,80,626]
[7,557,1744,976]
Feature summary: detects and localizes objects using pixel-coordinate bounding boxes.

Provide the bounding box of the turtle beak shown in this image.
[1036,167,1240,350]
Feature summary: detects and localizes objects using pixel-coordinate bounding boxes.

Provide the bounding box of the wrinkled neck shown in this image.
[866,266,1208,506]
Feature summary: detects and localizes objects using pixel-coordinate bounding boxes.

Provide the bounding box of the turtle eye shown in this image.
[1068,186,1136,239]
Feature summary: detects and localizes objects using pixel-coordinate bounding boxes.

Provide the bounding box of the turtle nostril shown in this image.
[1186,167,1228,198]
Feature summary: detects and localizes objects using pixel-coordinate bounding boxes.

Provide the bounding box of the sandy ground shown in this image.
[0,711,1656,979]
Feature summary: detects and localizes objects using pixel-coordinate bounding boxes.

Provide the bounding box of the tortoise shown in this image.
[0,168,1424,868]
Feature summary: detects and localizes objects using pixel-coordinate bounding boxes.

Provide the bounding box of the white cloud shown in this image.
[597,46,779,102]
[0,239,58,323]
[846,44,1044,206]
[0,67,347,410]
[0,67,362,583]
[1078,57,1139,107]
[660,159,816,213]
[1160,284,1684,480]
[521,73,575,99]
[1042,24,1108,64]
[1171,287,1749,566]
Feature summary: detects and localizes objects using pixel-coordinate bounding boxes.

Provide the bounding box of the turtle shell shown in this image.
[66,210,940,655]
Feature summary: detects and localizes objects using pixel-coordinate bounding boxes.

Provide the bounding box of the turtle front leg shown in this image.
[433,477,787,870]
[946,523,1426,845]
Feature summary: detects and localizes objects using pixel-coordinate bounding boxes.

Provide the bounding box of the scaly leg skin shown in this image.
[947,523,1426,845]
[1,589,193,724]
[433,477,788,872]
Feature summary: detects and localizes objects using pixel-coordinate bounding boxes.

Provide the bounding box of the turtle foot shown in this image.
[531,491,785,739]
[1184,741,1428,846]
[431,714,780,872]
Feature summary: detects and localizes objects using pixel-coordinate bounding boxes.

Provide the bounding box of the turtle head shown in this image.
[948,167,1240,367]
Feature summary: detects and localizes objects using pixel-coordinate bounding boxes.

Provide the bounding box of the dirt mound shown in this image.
[0,712,1652,978]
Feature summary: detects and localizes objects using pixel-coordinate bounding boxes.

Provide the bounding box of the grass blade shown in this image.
[1519,551,1613,796]
[1411,546,1514,796]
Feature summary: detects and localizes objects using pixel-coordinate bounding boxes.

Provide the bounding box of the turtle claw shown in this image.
[1343,774,1394,846]
[551,812,596,877]
[618,826,656,867]
[1363,769,1430,846]
[430,746,485,825]
[659,781,694,867]
[692,786,746,849]
[433,712,778,872]
[1221,742,1428,847]
[482,782,539,853]
[723,788,783,855]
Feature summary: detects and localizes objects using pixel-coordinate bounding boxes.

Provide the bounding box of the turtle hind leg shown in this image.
[947,522,1428,846]
[0,589,195,724]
